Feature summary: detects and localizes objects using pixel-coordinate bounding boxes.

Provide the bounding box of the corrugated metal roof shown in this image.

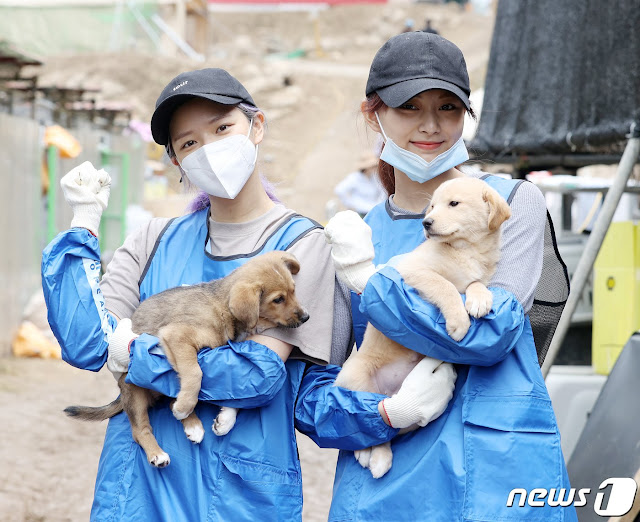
[0,40,42,67]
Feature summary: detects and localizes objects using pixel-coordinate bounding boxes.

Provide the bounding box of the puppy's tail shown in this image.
[64,397,123,422]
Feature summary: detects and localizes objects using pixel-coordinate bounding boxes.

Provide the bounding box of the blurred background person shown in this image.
[422,19,439,35]
[401,18,415,33]
[333,151,386,217]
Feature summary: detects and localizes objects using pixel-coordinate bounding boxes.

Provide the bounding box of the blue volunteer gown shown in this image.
[295,176,578,521]
[41,208,397,521]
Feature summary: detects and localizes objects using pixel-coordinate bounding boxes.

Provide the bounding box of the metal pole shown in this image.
[127,0,162,49]
[109,0,125,51]
[99,149,109,250]
[151,13,205,62]
[120,152,130,245]
[312,9,324,58]
[542,122,640,379]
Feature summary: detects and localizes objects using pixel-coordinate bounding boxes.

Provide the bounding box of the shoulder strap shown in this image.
[137,216,178,288]
[481,173,569,366]
[204,213,322,262]
[480,174,525,204]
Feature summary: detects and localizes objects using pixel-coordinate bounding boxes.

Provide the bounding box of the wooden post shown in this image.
[187,0,209,56]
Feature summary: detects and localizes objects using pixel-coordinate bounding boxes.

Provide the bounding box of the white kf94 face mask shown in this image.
[375,112,469,183]
[179,120,258,199]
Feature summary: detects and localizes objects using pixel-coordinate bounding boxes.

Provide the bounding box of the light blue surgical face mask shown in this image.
[376,112,469,183]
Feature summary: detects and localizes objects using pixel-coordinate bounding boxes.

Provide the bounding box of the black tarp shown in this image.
[470,0,640,160]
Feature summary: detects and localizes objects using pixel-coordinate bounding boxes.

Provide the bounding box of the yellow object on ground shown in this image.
[592,221,640,374]
[147,141,166,161]
[12,321,61,359]
[44,125,81,159]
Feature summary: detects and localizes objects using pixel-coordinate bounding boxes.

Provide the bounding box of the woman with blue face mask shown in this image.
[295,32,577,521]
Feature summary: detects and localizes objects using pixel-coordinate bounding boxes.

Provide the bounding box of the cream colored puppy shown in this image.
[332,177,512,478]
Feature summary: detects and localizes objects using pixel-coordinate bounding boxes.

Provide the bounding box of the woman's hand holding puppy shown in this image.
[380,356,457,429]
[107,318,138,377]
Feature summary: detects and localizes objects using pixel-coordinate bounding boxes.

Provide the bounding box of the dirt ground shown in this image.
[0,357,337,522]
[1,4,495,521]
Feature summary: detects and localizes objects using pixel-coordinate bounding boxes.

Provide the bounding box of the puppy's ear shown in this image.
[484,187,512,231]
[280,252,300,275]
[228,282,262,330]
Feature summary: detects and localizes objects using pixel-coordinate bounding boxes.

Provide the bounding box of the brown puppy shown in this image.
[65,250,309,468]
[334,177,512,477]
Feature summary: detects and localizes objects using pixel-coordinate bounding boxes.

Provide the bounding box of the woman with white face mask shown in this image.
[44,68,419,520]
[295,32,576,521]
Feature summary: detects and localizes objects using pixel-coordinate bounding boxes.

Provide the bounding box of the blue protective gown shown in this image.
[42,208,396,521]
[295,176,578,521]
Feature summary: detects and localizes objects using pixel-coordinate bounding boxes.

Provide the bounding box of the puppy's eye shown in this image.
[272,296,285,304]
[449,201,459,207]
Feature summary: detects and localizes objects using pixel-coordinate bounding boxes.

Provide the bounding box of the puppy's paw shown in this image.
[172,407,191,421]
[172,398,196,421]
[354,447,372,469]
[465,288,493,318]
[183,420,205,444]
[150,452,170,468]
[213,407,237,436]
[445,311,471,341]
[369,444,392,479]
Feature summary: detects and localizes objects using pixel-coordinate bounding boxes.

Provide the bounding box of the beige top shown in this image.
[101,204,352,366]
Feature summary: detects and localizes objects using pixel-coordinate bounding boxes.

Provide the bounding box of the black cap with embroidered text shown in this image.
[151,68,256,145]
[366,32,470,109]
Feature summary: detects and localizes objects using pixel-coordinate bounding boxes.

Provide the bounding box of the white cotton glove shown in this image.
[324,210,377,294]
[107,318,138,376]
[60,161,111,236]
[381,356,457,429]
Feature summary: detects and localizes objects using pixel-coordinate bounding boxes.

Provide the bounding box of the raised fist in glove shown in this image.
[107,318,138,377]
[60,160,111,236]
[381,356,457,429]
[324,210,376,294]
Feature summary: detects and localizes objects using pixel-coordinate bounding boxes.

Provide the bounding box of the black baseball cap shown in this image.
[366,32,470,109]
[151,68,256,145]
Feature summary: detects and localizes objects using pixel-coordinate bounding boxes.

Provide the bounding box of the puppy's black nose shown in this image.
[423,218,434,230]
[298,311,310,324]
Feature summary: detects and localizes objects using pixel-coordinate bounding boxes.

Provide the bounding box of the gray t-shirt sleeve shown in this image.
[491,181,547,313]
[101,218,171,320]
[330,277,354,366]
[259,228,348,366]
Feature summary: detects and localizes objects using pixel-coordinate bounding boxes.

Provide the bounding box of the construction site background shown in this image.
[0,3,496,520]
